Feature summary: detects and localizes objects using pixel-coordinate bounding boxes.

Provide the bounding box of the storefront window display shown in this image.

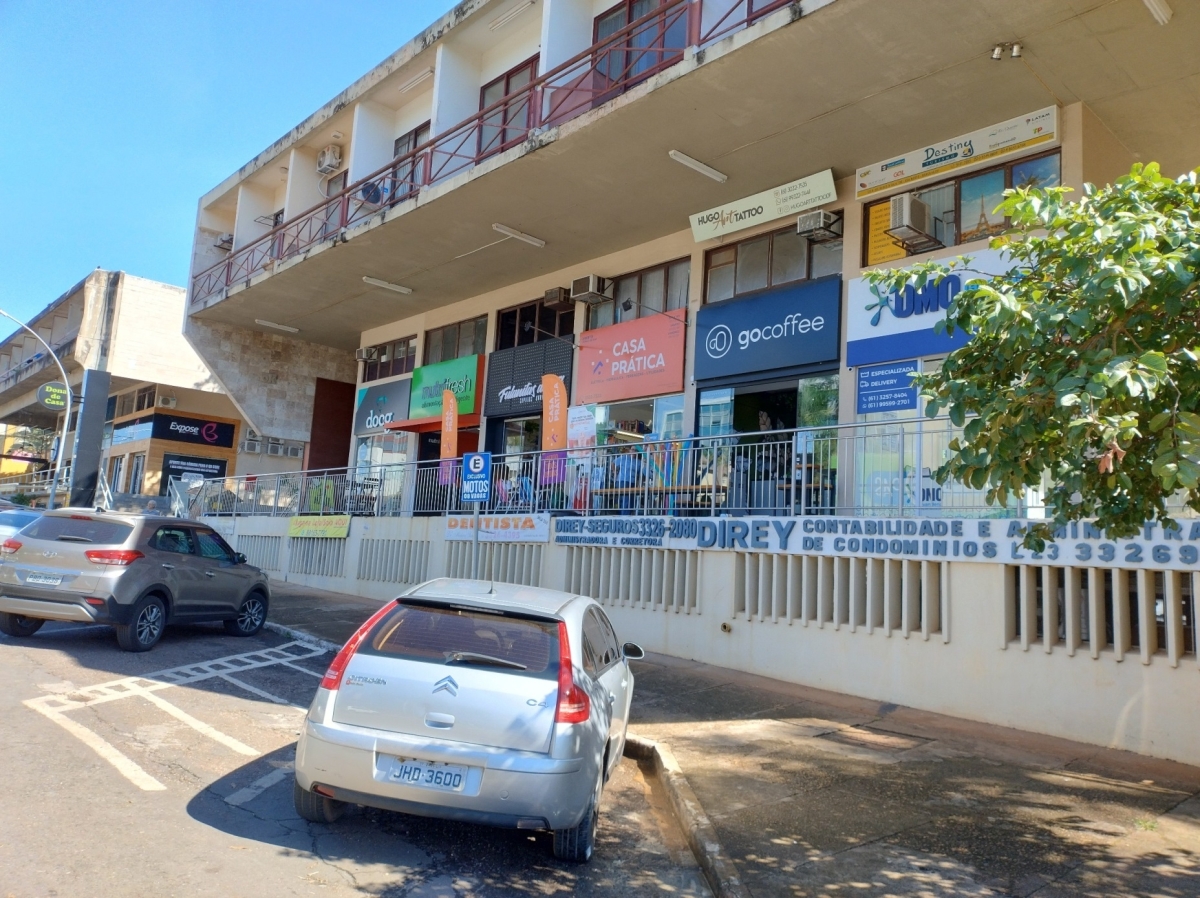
[593,394,684,444]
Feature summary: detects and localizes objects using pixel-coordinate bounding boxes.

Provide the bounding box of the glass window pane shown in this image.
[710,247,735,267]
[537,303,557,339]
[442,325,458,362]
[667,261,689,310]
[616,275,638,322]
[735,236,770,295]
[698,388,734,437]
[457,321,475,359]
[959,169,1007,242]
[641,268,665,315]
[653,394,685,439]
[517,304,537,345]
[797,375,839,428]
[1011,153,1060,190]
[558,308,575,337]
[915,182,957,246]
[771,230,808,285]
[497,309,517,350]
[474,316,488,355]
[707,264,734,303]
[810,241,842,279]
[589,301,614,330]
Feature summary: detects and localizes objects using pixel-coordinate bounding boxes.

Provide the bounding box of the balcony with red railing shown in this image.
[190,0,798,306]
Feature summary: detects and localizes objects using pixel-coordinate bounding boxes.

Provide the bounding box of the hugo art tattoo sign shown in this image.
[553,516,1200,572]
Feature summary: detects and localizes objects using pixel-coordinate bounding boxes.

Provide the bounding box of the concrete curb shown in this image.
[624,733,748,898]
[264,621,341,654]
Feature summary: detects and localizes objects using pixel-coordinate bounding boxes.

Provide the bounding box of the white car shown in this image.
[0,507,40,540]
[294,579,643,862]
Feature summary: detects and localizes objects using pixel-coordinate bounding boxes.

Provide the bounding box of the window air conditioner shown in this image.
[796,210,844,243]
[215,233,234,251]
[241,439,261,454]
[886,193,939,250]
[355,346,378,362]
[316,145,343,174]
[157,396,177,409]
[570,275,613,304]
[543,286,575,311]
[285,445,304,459]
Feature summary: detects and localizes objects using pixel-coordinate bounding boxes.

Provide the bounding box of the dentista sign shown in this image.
[694,278,840,380]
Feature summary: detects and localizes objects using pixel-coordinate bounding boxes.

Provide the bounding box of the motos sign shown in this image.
[694,277,841,380]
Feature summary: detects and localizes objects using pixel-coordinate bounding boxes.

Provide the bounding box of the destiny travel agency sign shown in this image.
[553,516,1200,572]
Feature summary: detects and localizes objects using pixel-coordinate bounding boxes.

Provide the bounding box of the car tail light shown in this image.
[1,539,21,555]
[555,621,590,724]
[320,601,397,691]
[84,549,145,566]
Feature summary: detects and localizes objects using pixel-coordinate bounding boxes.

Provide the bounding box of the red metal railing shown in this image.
[191,0,799,304]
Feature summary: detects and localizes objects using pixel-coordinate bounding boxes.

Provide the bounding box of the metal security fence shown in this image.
[177,419,1039,521]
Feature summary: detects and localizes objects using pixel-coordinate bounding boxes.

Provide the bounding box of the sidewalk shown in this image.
[268,580,1200,896]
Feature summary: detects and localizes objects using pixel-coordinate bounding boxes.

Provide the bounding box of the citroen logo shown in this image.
[432,675,459,697]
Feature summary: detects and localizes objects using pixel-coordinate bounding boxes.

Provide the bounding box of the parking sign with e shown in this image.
[461,452,492,503]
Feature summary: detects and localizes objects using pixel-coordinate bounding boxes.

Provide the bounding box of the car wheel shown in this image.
[553,770,602,863]
[293,778,345,824]
[0,612,44,638]
[114,595,167,652]
[224,593,268,637]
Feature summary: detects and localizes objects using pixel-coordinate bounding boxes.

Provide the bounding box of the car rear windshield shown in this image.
[21,515,133,545]
[0,510,40,530]
[362,602,559,680]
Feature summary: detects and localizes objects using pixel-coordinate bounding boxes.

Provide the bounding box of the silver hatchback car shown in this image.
[294,579,644,862]
[0,508,270,652]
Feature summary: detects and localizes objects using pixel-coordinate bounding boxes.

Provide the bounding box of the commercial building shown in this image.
[0,270,304,505]
[184,1,1200,765]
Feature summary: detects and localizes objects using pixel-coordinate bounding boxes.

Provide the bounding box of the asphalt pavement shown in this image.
[0,619,710,898]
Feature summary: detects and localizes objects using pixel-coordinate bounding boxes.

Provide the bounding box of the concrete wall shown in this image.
[207,513,1200,768]
[182,317,357,443]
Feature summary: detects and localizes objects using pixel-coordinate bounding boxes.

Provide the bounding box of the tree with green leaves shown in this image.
[862,163,1200,546]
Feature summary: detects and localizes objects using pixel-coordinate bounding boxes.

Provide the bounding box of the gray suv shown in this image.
[0,509,269,652]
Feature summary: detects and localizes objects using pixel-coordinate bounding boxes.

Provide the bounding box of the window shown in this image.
[362,335,417,383]
[862,151,1061,266]
[135,385,156,412]
[594,0,686,96]
[115,392,135,418]
[479,56,538,159]
[587,259,689,329]
[393,121,430,198]
[706,227,841,303]
[23,515,132,545]
[150,526,195,555]
[495,300,575,351]
[424,316,487,366]
[196,529,234,561]
[582,607,621,676]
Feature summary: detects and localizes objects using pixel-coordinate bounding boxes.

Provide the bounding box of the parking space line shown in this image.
[219,673,304,709]
[129,684,259,756]
[24,700,166,792]
[282,661,324,679]
[225,763,294,807]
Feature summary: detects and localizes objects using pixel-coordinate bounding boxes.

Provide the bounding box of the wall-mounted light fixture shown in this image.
[1143,0,1172,25]
[492,223,546,247]
[991,42,1022,60]
[362,276,413,295]
[255,319,299,333]
[668,150,727,183]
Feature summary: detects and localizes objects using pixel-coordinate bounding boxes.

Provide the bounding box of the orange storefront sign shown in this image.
[574,310,686,405]
[541,374,568,451]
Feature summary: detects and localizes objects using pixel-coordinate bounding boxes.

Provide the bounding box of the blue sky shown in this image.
[0,0,456,322]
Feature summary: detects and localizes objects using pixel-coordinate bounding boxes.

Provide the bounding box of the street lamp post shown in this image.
[0,309,73,510]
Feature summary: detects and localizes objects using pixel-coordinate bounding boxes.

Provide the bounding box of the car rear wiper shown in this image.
[55,536,92,542]
[443,651,527,670]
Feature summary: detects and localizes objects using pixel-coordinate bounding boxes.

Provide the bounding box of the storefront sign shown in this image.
[439,390,458,485]
[690,169,836,241]
[694,278,840,381]
[287,514,352,539]
[856,107,1058,200]
[409,355,480,420]
[567,406,597,456]
[553,515,1200,572]
[846,248,1008,366]
[445,513,550,543]
[857,360,919,415]
[355,378,412,435]
[575,311,686,405]
[112,415,154,446]
[37,381,69,412]
[159,454,227,494]
[152,412,237,448]
[483,340,573,418]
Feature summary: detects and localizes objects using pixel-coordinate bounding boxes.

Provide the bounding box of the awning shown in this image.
[385,414,481,434]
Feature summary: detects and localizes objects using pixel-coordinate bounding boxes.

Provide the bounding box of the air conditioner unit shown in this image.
[157,396,177,409]
[796,210,844,243]
[886,193,940,250]
[543,286,574,312]
[570,275,614,304]
[285,445,304,459]
[355,346,378,362]
[266,442,284,457]
[316,144,343,174]
[240,439,261,454]
[215,233,234,251]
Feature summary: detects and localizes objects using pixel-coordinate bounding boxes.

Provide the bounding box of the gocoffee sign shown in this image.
[694,278,841,380]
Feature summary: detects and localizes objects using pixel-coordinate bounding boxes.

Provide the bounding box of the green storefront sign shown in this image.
[409,355,480,419]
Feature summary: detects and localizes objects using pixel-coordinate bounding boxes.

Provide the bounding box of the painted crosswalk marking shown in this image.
[23,641,327,792]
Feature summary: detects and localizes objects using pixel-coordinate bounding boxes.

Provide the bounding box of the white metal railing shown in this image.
[183,420,1036,520]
